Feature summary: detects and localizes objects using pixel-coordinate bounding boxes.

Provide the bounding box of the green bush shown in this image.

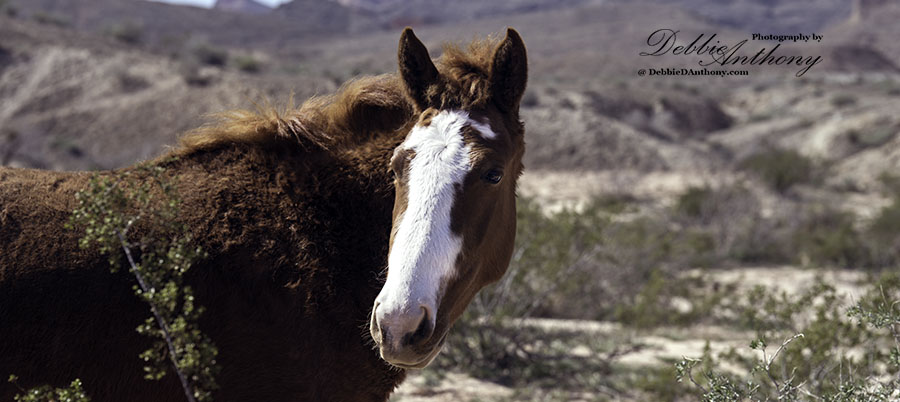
[233,55,261,73]
[739,148,814,193]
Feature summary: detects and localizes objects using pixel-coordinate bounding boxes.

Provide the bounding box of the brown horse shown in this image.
[0,27,527,401]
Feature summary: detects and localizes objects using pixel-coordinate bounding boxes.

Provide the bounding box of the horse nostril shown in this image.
[370,303,384,344]
[402,306,434,347]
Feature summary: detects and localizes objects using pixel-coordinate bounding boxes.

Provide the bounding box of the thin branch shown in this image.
[117,230,197,402]
[682,356,709,394]
[761,334,804,396]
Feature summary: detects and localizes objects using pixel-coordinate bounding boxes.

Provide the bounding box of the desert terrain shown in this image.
[3,0,900,400]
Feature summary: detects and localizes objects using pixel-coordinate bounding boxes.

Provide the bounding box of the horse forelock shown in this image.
[421,36,504,111]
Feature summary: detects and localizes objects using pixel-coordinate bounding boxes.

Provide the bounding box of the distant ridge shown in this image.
[213,0,271,14]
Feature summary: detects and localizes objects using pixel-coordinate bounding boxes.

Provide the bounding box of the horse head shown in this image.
[370,27,528,369]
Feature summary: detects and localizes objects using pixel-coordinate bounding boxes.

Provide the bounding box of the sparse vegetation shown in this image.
[739,148,815,193]
[675,273,900,401]
[421,183,900,400]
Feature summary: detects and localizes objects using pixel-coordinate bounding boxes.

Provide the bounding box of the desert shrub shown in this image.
[672,185,795,265]
[192,44,227,67]
[878,172,900,196]
[867,197,900,266]
[435,197,624,386]
[677,273,900,401]
[436,195,736,389]
[180,63,214,87]
[848,125,896,148]
[748,112,774,123]
[465,197,611,320]
[233,55,261,73]
[430,189,900,399]
[676,186,713,218]
[831,94,858,108]
[116,71,150,93]
[791,206,867,268]
[739,148,814,193]
[106,22,143,45]
[32,12,69,27]
[0,0,13,17]
[613,269,734,329]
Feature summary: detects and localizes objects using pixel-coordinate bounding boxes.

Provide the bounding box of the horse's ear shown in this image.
[490,28,528,112]
[398,27,439,110]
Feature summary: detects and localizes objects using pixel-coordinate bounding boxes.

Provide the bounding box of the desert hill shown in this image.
[1,0,900,197]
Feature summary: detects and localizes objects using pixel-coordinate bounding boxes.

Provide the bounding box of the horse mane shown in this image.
[173,35,502,156]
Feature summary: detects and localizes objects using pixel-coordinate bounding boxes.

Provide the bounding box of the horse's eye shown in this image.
[482,168,503,184]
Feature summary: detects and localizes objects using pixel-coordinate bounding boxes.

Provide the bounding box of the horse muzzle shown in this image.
[369,301,445,368]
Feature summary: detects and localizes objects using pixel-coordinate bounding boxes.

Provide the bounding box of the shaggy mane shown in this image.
[174,35,503,155]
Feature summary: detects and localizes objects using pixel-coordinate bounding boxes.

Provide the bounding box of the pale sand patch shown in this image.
[691,266,870,300]
[517,169,742,212]
[390,372,513,402]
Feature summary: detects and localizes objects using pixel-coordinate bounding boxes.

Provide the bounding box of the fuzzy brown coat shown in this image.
[0,80,418,401]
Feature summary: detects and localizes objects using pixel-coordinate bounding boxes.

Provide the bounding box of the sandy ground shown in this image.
[517,169,737,212]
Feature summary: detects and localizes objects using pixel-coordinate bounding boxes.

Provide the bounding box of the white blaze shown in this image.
[377,110,482,318]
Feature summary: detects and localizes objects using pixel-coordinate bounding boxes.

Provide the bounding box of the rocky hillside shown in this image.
[2,0,900,198]
[0,16,327,170]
